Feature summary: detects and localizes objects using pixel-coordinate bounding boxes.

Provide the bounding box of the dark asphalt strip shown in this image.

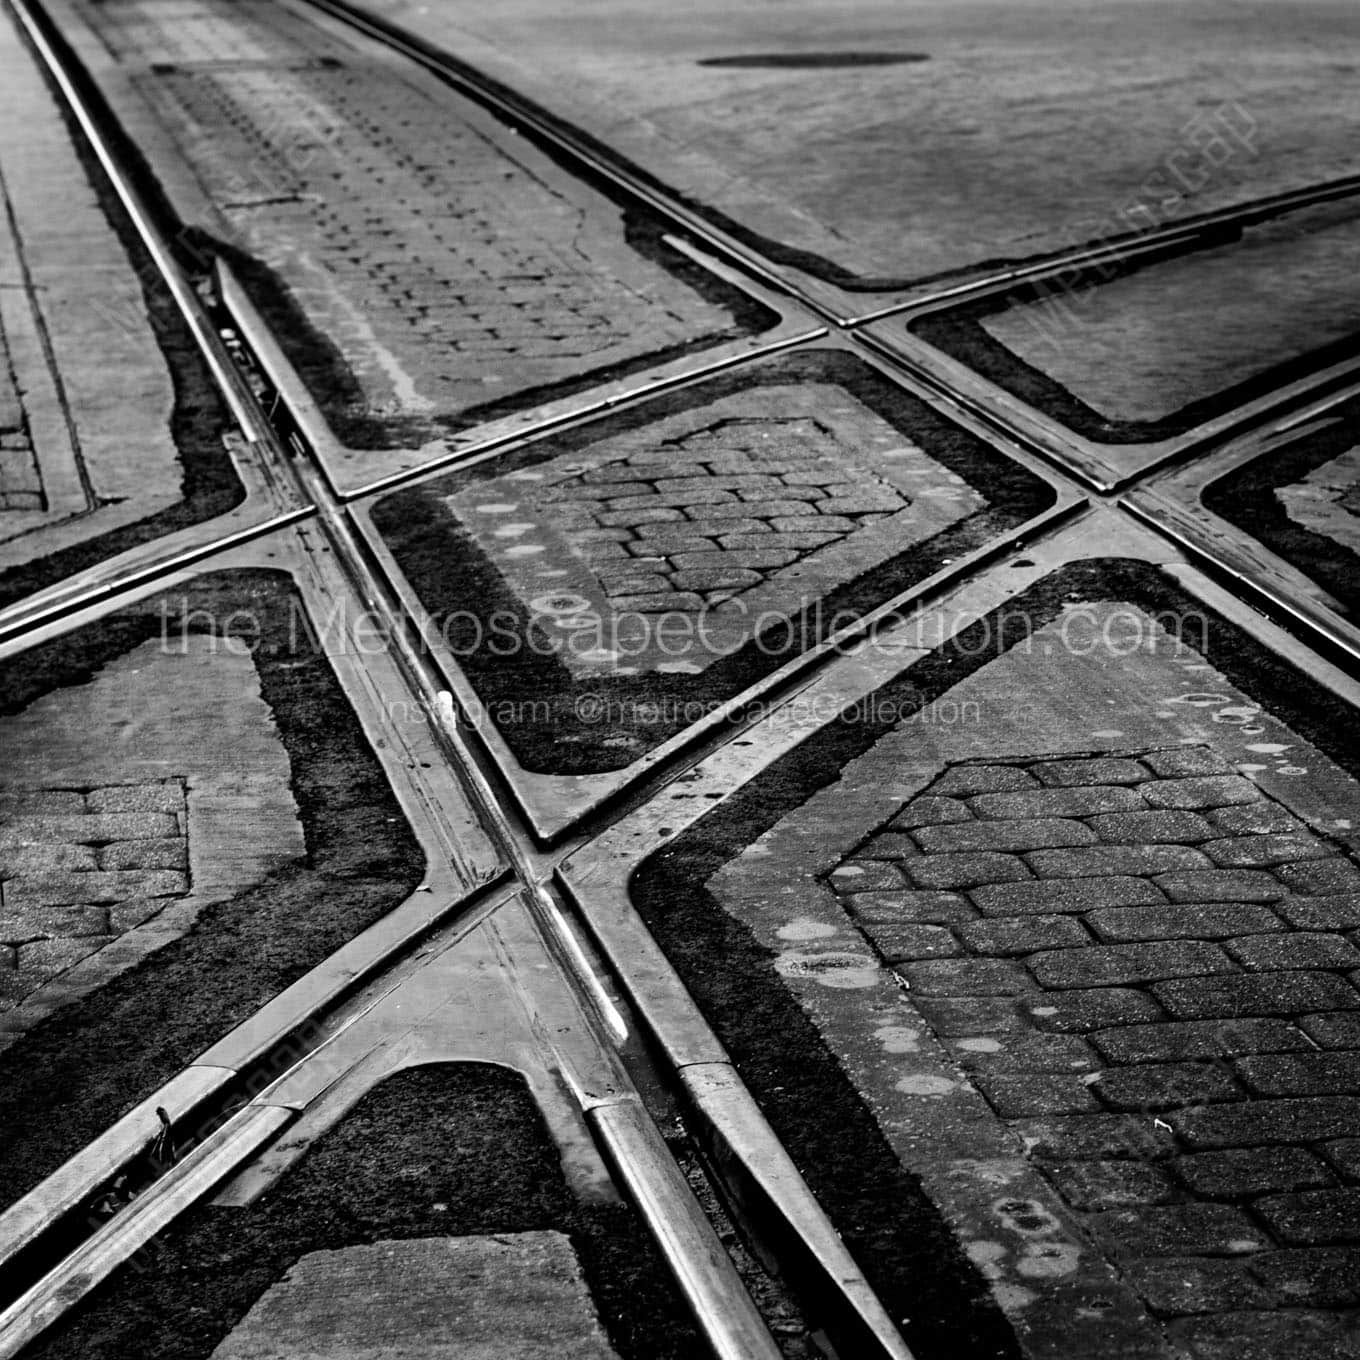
[16,1063,705,1360]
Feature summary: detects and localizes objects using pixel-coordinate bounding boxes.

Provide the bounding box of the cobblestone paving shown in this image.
[449,379,981,675]
[0,320,40,513]
[86,0,746,433]
[1276,445,1360,557]
[827,745,1360,1331]
[0,779,189,1007]
[531,413,912,607]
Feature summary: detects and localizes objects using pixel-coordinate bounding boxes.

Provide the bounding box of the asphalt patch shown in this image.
[0,5,243,612]
[0,570,425,1215]
[372,347,1052,776]
[1203,388,1360,619]
[629,557,1360,1360]
[18,1063,702,1360]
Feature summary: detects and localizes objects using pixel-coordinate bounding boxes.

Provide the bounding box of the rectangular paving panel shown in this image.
[617,559,1360,1359]
[0,569,426,1215]
[210,1234,619,1359]
[70,0,775,457]
[908,192,1360,447]
[365,346,1056,829]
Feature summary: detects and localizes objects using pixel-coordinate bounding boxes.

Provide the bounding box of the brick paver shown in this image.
[826,744,1360,1339]
[0,780,188,1005]
[0,319,40,513]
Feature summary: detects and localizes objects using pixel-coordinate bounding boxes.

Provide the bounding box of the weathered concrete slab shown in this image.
[209,1233,620,1360]
[910,194,1360,444]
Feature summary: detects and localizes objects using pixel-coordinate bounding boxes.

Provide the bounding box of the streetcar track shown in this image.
[5,0,1360,1355]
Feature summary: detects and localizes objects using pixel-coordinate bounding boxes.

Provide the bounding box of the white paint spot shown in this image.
[1276,765,1308,776]
[576,649,619,663]
[996,1199,1062,1238]
[1016,1243,1082,1279]
[993,1283,1037,1311]
[1226,1239,1263,1255]
[656,660,702,675]
[1154,711,1176,719]
[777,918,838,942]
[1246,743,1291,754]
[1030,1006,1058,1017]
[874,1025,921,1053]
[830,865,865,878]
[951,1160,1025,1189]
[506,544,545,557]
[1166,692,1230,707]
[955,1037,1002,1053]
[529,592,590,615]
[774,951,880,989]
[492,522,536,538]
[1237,764,1268,773]
[1336,820,1354,830]
[967,1239,1006,1268]
[474,502,518,513]
[895,1074,957,1096]
[1213,705,1260,725]
[1090,730,1123,740]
